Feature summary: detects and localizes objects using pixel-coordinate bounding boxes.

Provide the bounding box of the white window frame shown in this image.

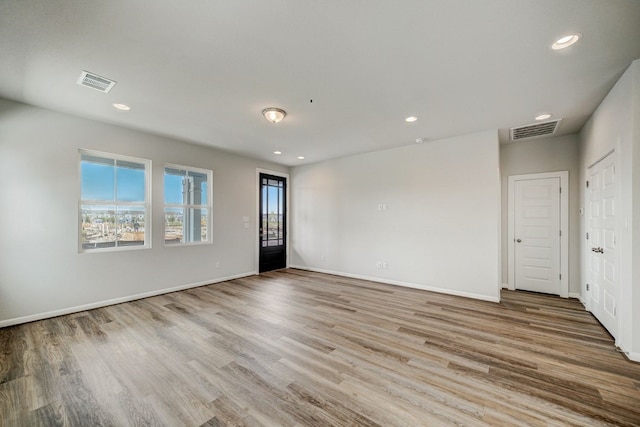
[78,149,152,253]
[164,163,213,246]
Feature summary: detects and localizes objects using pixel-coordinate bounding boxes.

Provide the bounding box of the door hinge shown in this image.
[559,274,562,280]
[586,283,590,291]
[586,232,589,240]
[559,187,562,194]
[559,230,562,237]
[586,180,590,188]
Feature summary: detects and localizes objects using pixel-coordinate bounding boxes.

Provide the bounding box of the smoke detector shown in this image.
[77,71,116,93]
[510,119,562,141]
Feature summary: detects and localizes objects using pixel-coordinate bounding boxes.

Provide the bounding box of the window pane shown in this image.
[188,170,208,205]
[81,205,116,249]
[164,168,186,204]
[165,207,184,244]
[268,186,279,215]
[116,206,146,246]
[191,208,208,242]
[81,159,114,201]
[116,163,145,202]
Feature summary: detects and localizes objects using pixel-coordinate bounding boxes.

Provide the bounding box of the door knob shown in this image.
[516,239,522,243]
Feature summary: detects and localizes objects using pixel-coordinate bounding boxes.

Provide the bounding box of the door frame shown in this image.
[255,168,290,274]
[507,171,569,297]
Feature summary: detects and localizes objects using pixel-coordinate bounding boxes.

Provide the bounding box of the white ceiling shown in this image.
[1,0,639,166]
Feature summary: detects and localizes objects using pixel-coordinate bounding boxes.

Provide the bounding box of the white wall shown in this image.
[290,130,501,302]
[499,134,581,294]
[0,98,287,326]
[579,59,640,361]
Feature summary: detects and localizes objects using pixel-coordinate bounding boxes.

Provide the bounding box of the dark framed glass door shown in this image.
[259,173,287,272]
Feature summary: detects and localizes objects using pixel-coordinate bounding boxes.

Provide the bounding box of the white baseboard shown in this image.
[0,271,257,328]
[290,265,500,303]
[568,292,586,305]
[501,283,510,289]
[625,351,640,363]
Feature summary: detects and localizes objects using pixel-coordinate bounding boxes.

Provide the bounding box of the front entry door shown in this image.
[259,173,287,273]
[514,177,561,295]
[587,152,618,337]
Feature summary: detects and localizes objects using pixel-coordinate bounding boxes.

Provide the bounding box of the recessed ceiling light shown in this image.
[535,113,552,121]
[552,33,581,50]
[405,116,418,123]
[297,156,305,160]
[112,103,130,111]
[274,151,282,155]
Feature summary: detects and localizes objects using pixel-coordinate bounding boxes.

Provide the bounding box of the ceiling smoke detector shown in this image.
[77,71,116,93]
[510,119,562,141]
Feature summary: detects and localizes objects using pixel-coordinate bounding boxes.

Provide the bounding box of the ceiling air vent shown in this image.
[77,71,116,93]
[510,119,562,141]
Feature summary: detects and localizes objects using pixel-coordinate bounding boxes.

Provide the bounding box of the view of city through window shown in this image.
[164,166,211,244]
[80,152,148,250]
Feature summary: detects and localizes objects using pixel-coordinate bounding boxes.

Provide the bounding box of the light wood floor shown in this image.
[1,269,640,426]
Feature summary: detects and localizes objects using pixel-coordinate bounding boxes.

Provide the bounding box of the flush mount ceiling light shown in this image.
[405,116,418,123]
[535,113,551,121]
[273,151,282,155]
[297,156,305,160]
[112,103,131,111]
[552,33,581,50]
[262,108,286,124]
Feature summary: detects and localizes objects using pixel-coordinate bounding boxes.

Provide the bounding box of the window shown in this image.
[164,164,212,245]
[79,150,151,251]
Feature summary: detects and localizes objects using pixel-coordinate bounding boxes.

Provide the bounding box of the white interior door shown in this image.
[514,177,561,295]
[587,153,618,337]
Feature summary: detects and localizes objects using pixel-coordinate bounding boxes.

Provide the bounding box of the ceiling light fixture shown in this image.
[535,113,552,121]
[416,138,425,144]
[552,33,581,50]
[297,156,305,160]
[112,103,130,111]
[405,116,418,123]
[274,151,282,155]
[262,108,286,124]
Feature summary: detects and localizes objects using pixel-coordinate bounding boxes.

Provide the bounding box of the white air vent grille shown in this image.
[510,119,561,141]
[77,71,116,93]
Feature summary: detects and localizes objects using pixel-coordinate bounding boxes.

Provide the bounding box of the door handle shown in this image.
[591,247,604,253]
[516,239,522,243]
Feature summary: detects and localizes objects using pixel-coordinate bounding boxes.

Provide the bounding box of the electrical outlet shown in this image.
[376,261,383,269]
[382,261,388,269]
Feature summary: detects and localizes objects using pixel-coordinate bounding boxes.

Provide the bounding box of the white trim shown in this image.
[568,292,587,306]
[507,171,569,298]
[501,283,510,289]
[256,169,290,273]
[0,272,256,328]
[625,352,640,363]
[290,265,500,303]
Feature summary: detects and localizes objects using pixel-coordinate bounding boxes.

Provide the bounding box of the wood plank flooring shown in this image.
[1,269,640,426]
